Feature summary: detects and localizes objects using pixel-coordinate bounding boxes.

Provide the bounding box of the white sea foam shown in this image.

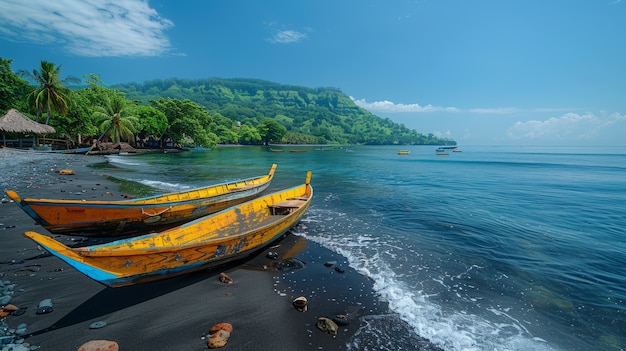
[104,155,142,166]
[138,179,189,192]
[296,210,561,351]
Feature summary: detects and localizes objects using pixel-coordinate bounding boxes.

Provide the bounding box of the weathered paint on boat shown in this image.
[7,164,277,236]
[24,171,313,287]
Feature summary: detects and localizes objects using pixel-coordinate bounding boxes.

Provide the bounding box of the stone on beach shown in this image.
[292,296,308,312]
[316,317,339,336]
[207,323,233,349]
[3,304,19,312]
[218,272,233,284]
[207,330,230,349]
[36,298,53,314]
[89,321,108,329]
[77,339,119,351]
[56,169,75,175]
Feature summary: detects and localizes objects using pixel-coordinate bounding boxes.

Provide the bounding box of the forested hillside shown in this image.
[114,78,454,145]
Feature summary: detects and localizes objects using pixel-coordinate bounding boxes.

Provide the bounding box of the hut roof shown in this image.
[0,109,56,134]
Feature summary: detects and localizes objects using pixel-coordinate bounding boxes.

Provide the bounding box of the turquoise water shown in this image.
[7,145,624,350]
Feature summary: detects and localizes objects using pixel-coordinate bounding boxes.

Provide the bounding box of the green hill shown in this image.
[114,78,454,145]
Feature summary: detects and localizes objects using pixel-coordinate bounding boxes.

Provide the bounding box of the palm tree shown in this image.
[93,92,139,144]
[20,60,79,124]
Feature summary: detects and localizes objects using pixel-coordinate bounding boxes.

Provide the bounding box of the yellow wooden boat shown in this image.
[24,171,313,287]
[7,164,277,237]
[397,150,410,155]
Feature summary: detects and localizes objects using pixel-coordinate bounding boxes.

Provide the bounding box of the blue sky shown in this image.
[1,0,625,146]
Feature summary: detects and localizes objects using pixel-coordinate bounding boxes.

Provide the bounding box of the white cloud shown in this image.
[351,97,460,113]
[0,0,173,57]
[268,30,308,44]
[506,112,626,142]
[351,97,578,117]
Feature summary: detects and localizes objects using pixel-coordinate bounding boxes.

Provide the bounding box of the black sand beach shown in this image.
[0,150,390,350]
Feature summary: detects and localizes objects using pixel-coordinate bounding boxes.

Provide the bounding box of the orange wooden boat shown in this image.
[24,171,313,287]
[7,164,277,237]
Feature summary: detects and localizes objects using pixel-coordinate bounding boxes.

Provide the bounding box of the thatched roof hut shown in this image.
[0,109,56,134]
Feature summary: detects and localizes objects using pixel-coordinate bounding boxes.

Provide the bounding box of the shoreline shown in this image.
[0,152,388,350]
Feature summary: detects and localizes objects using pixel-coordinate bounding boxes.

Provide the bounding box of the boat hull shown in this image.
[7,164,277,236]
[24,171,312,287]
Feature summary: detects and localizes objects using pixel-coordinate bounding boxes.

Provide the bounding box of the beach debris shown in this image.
[218,272,233,284]
[316,317,339,336]
[292,296,308,312]
[266,251,279,259]
[332,314,349,326]
[56,169,75,175]
[89,321,108,329]
[207,323,232,349]
[77,339,119,351]
[36,298,53,314]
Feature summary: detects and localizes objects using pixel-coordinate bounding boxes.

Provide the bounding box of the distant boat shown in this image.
[453,149,463,153]
[436,148,450,156]
[289,149,307,153]
[7,164,277,236]
[269,148,284,152]
[397,150,410,155]
[23,171,313,287]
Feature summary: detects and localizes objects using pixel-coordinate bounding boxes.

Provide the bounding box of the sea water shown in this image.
[4,145,624,350]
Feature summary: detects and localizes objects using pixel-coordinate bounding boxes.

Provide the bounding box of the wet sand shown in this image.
[0,152,387,350]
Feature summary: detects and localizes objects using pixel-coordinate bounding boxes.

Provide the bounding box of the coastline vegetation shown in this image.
[1,57,455,149]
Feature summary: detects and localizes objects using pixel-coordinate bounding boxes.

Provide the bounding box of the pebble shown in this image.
[0,281,39,350]
[266,251,279,260]
[14,323,27,336]
[324,261,337,267]
[0,295,11,305]
[292,296,308,312]
[77,339,119,351]
[89,321,108,329]
[316,317,339,336]
[36,299,53,315]
[3,304,19,312]
[334,266,345,273]
[207,330,230,349]
[218,272,233,284]
[207,323,233,349]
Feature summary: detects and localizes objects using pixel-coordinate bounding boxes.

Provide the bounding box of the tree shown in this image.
[150,98,216,148]
[237,124,262,144]
[257,119,287,145]
[93,92,139,144]
[0,57,30,112]
[20,60,79,124]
